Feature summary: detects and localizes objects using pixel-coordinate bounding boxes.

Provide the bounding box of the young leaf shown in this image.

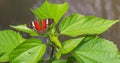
[52,60,66,63]
[0,30,25,62]
[60,37,84,54]
[72,36,120,63]
[10,25,38,36]
[50,35,62,48]
[59,14,118,37]
[10,38,46,63]
[31,0,69,24]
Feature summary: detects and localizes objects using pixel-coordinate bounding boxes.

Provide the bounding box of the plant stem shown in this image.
[50,45,54,58]
[48,44,55,63]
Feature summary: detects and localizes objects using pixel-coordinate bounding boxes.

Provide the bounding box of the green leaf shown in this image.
[56,37,84,59]
[50,35,62,48]
[31,0,69,24]
[10,25,38,36]
[72,36,120,63]
[56,50,61,59]
[104,54,120,63]
[52,60,66,63]
[60,37,84,54]
[37,59,44,63]
[0,30,25,62]
[10,38,46,63]
[66,56,76,63]
[59,14,118,37]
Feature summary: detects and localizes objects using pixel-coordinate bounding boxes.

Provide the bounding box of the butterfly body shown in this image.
[27,18,54,34]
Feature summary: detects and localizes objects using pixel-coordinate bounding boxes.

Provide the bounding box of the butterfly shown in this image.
[27,18,54,34]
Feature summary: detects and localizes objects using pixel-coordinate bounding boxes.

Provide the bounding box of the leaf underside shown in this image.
[10,25,38,36]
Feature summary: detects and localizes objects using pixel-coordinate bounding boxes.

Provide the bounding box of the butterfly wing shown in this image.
[41,20,47,31]
[27,18,54,34]
[27,20,42,33]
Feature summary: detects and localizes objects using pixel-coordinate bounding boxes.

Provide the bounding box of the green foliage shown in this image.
[59,14,118,37]
[66,57,76,63]
[10,25,38,36]
[10,38,46,63]
[72,36,120,63]
[60,37,85,54]
[0,0,120,63]
[52,60,66,63]
[50,35,62,48]
[31,0,69,25]
[0,30,25,62]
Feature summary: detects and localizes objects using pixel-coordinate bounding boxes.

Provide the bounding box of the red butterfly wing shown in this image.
[27,18,54,34]
[34,20,41,31]
[41,20,47,31]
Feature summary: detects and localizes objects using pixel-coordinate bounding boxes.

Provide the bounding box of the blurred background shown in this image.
[0,0,120,55]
